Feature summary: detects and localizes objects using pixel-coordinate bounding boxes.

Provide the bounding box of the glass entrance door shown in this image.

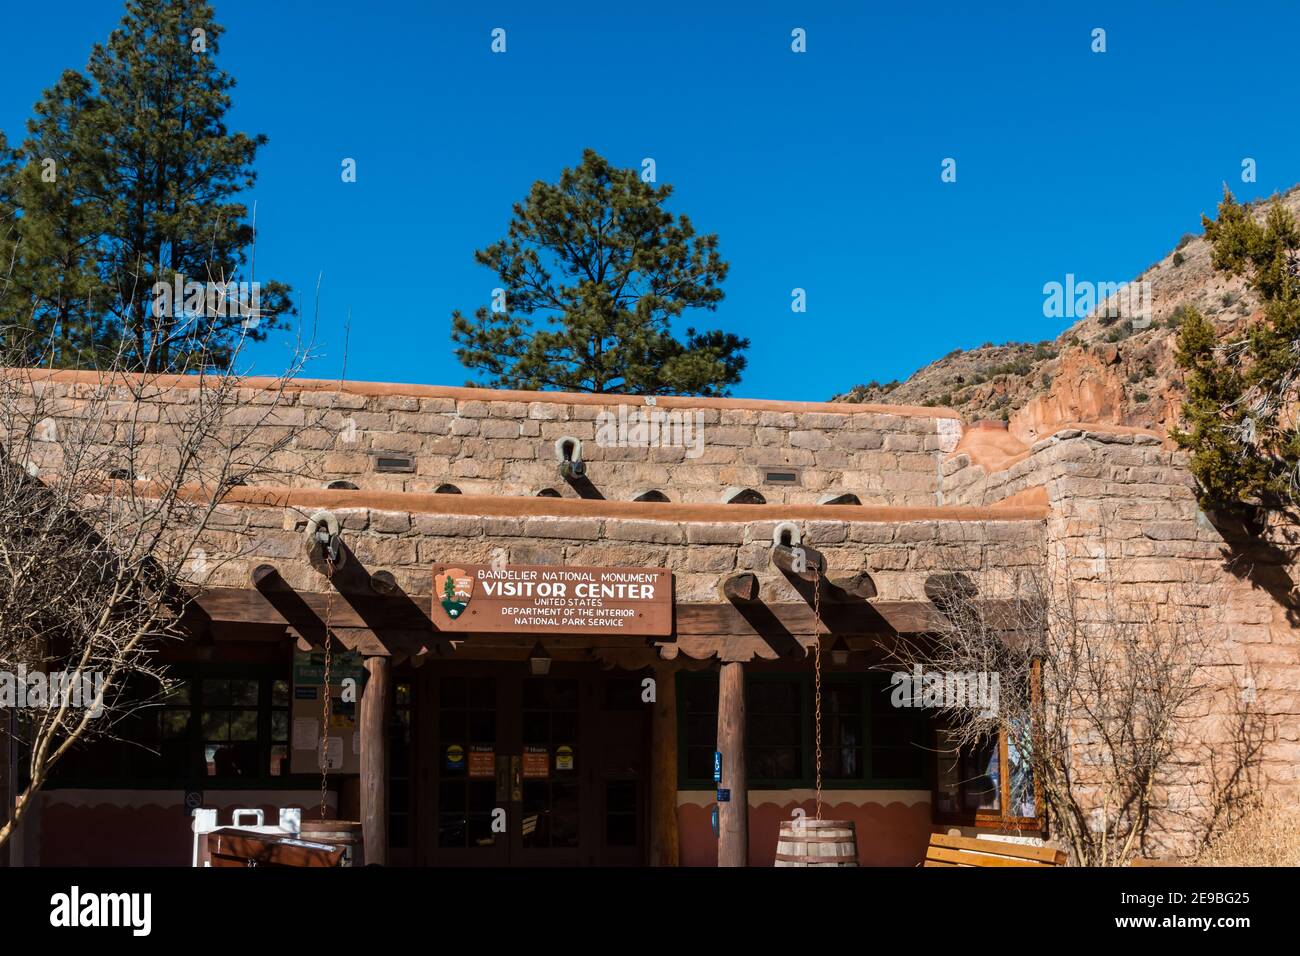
[513,676,584,864]
[422,663,646,866]
[431,672,509,865]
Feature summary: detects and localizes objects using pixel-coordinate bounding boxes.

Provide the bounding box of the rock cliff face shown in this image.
[834,186,1300,438]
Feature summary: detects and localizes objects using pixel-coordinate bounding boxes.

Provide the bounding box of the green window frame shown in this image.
[676,670,932,790]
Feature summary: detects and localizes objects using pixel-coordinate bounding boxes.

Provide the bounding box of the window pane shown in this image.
[869,679,929,783]
[201,711,228,739]
[751,713,800,746]
[201,680,230,706]
[686,746,715,780]
[206,742,257,777]
[826,683,862,715]
[682,677,717,713]
[271,711,289,742]
[1007,733,1036,817]
[161,709,191,739]
[961,737,1001,812]
[272,680,290,707]
[439,677,468,710]
[229,709,258,742]
[467,678,495,710]
[230,679,259,706]
[751,747,799,779]
[604,677,643,710]
[826,713,862,778]
[749,680,800,713]
[550,782,580,847]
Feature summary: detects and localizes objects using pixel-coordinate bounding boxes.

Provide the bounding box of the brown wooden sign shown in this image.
[430,564,672,636]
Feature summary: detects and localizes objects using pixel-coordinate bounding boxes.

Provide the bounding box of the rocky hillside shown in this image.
[834,186,1300,444]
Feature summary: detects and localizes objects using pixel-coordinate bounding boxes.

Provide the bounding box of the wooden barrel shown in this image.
[300,819,365,867]
[775,819,858,866]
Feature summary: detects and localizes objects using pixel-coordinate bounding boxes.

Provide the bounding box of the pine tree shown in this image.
[1174,187,1300,509]
[3,0,293,370]
[0,132,18,319]
[4,72,108,366]
[452,149,747,395]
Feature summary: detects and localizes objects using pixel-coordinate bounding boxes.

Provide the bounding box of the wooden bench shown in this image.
[923,832,1066,867]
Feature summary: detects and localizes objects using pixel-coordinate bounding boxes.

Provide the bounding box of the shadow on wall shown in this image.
[1211,507,1300,627]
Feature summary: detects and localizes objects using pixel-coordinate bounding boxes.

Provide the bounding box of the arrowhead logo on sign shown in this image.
[436,569,474,619]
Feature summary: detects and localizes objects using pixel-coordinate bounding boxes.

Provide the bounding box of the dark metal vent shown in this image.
[373,453,415,473]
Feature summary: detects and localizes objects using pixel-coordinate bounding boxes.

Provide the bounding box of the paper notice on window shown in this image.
[293,718,319,751]
[320,736,344,770]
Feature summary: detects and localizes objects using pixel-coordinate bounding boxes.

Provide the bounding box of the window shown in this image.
[270,680,291,776]
[677,671,931,789]
[747,678,802,781]
[50,669,313,789]
[934,724,1040,827]
[201,678,261,777]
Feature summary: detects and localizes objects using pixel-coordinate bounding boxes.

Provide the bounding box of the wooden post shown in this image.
[649,663,680,866]
[360,655,390,865]
[716,661,748,867]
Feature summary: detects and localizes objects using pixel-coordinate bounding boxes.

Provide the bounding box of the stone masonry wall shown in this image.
[18,376,962,507]
[943,428,1300,851]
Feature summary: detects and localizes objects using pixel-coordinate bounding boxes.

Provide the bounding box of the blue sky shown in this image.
[3,1,1298,401]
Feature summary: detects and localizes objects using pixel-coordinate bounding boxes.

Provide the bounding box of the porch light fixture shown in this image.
[830,637,850,667]
[528,641,552,676]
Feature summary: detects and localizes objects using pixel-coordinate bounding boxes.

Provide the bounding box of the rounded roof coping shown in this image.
[14,368,961,420]
[201,484,1049,523]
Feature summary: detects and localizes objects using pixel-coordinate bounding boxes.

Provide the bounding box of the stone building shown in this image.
[2,370,1296,866]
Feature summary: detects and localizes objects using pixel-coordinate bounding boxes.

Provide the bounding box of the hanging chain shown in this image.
[813,564,824,821]
[319,591,333,820]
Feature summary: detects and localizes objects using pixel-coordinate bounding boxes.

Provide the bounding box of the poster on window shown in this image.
[468,745,495,778]
[289,649,366,776]
[522,747,549,778]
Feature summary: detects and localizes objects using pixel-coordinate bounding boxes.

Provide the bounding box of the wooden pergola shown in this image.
[180,527,978,868]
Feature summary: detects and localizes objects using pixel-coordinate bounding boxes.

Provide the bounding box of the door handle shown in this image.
[495,755,510,802]
[510,755,522,802]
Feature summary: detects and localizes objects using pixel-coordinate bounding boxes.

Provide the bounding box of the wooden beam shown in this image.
[718,572,759,603]
[360,655,390,866]
[250,564,280,588]
[717,662,747,867]
[827,571,877,600]
[649,662,680,867]
[370,570,400,595]
[770,543,826,581]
